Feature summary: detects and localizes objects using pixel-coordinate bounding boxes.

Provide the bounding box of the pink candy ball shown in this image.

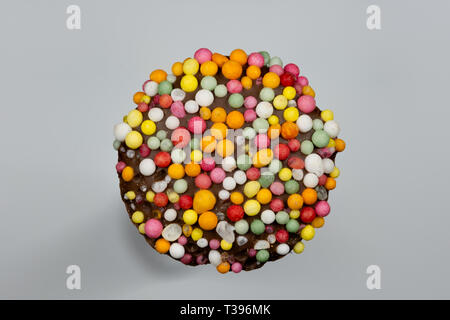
[288,139,300,152]
[297,76,309,87]
[244,109,257,122]
[315,201,330,217]
[254,133,270,149]
[194,48,212,64]
[171,127,191,148]
[248,248,257,257]
[318,174,327,186]
[181,253,193,265]
[269,65,284,76]
[188,116,206,134]
[196,255,207,265]
[195,173,212,189]
[247,52,265,67]
[270,198,284,212]
[297,95,316,113]
[170,101,186,118]
[231,262,243,273]
[144,219,163,238]
[226,80,243,93]
[246,167,260,180]
[294,83,303,94]
[209,239,220,249]
[284,63,300,77]
[244,96,257,109]
[210,167,226,184]
[178,235,188,245]
[201,157,216,171]
[270,182,285,195]
[116,161,126,173]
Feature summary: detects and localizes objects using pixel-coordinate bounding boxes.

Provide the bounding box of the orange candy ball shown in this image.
[302,85,315,97]
[133,92,145,104]
[216,139,235,157]
[262,72,280,88]
[325,177,336,190]
[229,49,247,65]
[246,65,261,80]
[268,124,281,140]
[149,69,167,83]
[201,136,217,153]
[335,139,346,152]
[302,188,318,205]
[241,76,252,89]
[226,111,244,129]
[122,166,134,182]
[155,238,170,253]
[171,62,183,76]
[212,53,229,67]
[211,122,228,140]
[198,211,218,230]
[222,60,243,80]
[211,107,227,123]
[199,107,212,120]
[167,163,185,179]
[200,61,218,76]
[281,121,299,139]
[185,162,201,177]
[287,194,303,209]
[217,261,231,274]
[312,217,325,228]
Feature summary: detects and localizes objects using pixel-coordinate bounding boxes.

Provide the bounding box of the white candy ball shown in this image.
[256,101,274,119]
[169,243,185,259]
[222,157,237,172]
[166,74,176,83]
[218,190,230,200]
[303,173,319,188]
[164,208,177,222]
[261,210,275,224]
[162,223,182,242]
[296,114,313,133]
[288,99,297,107]
[114,123,132,142]
[143,81,158,97]
[165,115,180,130]
[324,120,340,138]
[267,234,276,244]
[139,159,156,176]
[322,158,335,174]
[148,107,164,122]
[197,238,208,248]
[276,243,290,255]
[184,100,199,114]
[208,250,222,266]
[292,169,304,181]
[223,177,237,191]
[171,88,186,101]
[233,170,247,185]
[305,153,324,176]
[195,89,214,107]
[171,149,186,163]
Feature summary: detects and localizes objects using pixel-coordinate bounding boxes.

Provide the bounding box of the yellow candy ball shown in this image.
[180,74,198,92]
[168,191,179,203]
[141,120,156,136]
[283,86,296,100]
[278,168,292,181]
[321,109,334,121]
[131,211,144,223]
[289,210,300,219]
[125,191,136,200]
[273,95,288,110]
[183,209,198,225]
[301,225,315,241]
[138,223,146,234]
[191,227,203,241]
[125,131,143,149]
[283,107,299,122]
[182,224,193,237]
[146,191,155,202]
[293,241,305,254]
[190,150,203,163]
[244,199,261,216]
[127,110,143,128]
[252,148,273,168]
[327,138,336,148]
[141,95,151,104]
[268,115,279,125]
[243,181,261,198]
[330,167,340,178]
[182,58,199,75]
[221,239,233,251]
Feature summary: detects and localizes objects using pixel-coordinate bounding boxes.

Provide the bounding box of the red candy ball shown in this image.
[318,174,327,186]
[139,144,150,158]
[154,151,171,167]
[246,167,260,180]
[275,229,289,243]
[227,205,244,222]
[270,198,284,212]
[159,94,172,108]
[179,195,193,209]
[137,102,149,113]
[154,193,168,207]
[287,156,304,169]
[274,143,290,160]
[300,207,316,223]
[288,139,300,152]
[195,173,212,189]
[280,72,296,87]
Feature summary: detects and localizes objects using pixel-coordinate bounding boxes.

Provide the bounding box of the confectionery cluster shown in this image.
[113,48,345,273]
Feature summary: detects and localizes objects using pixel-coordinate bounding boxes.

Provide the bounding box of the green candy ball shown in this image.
[256,249,270,262]
[259,51,270,66]
[269,159,282,173]
[250,219,265,235]
[243,127,256,140]
[300,140,314,155]
[312,129,330,148]
[275,211,290,225]
[252,118,269,133]
[147,136,160,150]
[158,80,172,95]
[259,87,275,102]
[259,172,275,188]
[284,180,300,194]
[189,138,200,150]
[286,219,300,233]
[160,138,173,152]
[173,179,188,194]
[214,84,227,97]
[237,154,252,170]
[113,140,121,150]
[156,130,167,140]
[312,119,324,130]
[171,149,186,163]
[269,56,283,67]
[228,93,244,108]
[200,76,217,91]
[234,220,249,235]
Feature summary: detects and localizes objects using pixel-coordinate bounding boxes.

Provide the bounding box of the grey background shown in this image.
[0,0,449,299]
